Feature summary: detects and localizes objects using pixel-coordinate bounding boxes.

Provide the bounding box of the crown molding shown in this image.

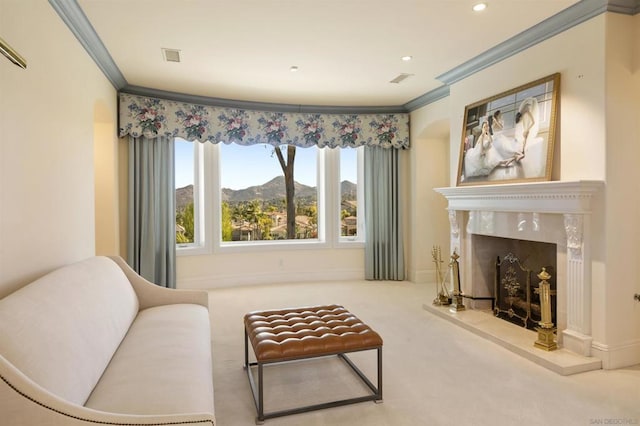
[403,85,450,112]
[121,85,408,115]
[48,0,126,89]
[607,0,640,14]
[436,0,612,85]
[50,0,632,114]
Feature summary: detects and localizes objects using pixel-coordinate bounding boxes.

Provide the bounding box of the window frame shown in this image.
[337,146,365,245]
[176,141,364,256]
[175,140,211,256]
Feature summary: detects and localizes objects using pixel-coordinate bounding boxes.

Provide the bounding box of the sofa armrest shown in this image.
[0,355,215,426]
[108,256,209,311]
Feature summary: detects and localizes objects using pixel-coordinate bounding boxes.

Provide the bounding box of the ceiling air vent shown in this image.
[162,48,181,63]
[389,73,413,84]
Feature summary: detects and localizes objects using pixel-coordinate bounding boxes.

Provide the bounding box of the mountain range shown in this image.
[175,177,356,211]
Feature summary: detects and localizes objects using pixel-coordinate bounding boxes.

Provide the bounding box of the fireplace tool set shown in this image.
[431,246,465,312]
[431,246,451,306]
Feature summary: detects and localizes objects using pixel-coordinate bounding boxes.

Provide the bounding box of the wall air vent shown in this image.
[389,73,414,84]
[162,48,181,63]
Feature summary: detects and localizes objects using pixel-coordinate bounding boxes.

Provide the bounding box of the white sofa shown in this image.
[0,256,216,426]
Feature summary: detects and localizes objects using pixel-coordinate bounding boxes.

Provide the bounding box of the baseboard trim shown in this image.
[591,339,640,369]
[177,268,365,289]
[410,268,435,284]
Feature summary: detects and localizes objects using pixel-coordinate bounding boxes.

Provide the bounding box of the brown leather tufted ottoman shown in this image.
[243,304,383,424]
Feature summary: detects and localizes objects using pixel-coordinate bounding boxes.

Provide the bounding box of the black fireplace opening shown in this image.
[473,235,557,330]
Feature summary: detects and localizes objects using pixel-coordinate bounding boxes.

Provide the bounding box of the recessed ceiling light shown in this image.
[290,66,299,72]
[473,2,487,12]
[401,55,412,62]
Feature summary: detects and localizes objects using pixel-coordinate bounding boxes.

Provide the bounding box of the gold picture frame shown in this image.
[456,73,560,186]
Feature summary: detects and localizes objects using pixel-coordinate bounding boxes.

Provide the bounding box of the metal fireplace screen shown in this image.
[494,253,556,330]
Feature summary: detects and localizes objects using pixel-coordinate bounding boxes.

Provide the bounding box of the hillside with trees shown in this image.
[175,178,357,243]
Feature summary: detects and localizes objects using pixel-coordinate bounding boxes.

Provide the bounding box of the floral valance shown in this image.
[119,93,410,149]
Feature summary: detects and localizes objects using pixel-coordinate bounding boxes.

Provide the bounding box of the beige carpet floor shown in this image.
[207,280,640,426]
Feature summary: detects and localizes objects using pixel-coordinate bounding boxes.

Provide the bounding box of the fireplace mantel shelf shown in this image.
[435,180,604,214]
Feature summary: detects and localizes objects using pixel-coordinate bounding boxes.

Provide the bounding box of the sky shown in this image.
[174,139,357,190]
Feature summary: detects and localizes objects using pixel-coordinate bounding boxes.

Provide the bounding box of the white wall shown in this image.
[409,12,640,368]
[446,17,609,360]
[177,247,364,288]
[407,98,451,283]
[409,15,608,287]
[0,0,117,298]
[94,103,119,256]
[599,12,640,368]
[448,16,607,186]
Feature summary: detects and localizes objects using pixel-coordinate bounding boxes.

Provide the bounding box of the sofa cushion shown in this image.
[0,257,139,406]
[85,303,214,415]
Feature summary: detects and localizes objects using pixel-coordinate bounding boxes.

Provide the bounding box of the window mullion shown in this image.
[323,148,338,247]
[357,146,365,239]
[208,142,220,252]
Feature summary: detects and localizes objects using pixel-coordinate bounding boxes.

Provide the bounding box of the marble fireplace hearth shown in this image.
[424,180,604,375]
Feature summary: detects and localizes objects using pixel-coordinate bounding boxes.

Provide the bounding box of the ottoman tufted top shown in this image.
[244,304,383,362]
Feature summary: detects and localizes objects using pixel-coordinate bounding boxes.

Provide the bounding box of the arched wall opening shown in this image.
[407,116,451,283]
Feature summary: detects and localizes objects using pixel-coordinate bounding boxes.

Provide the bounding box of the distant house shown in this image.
[342,216,358,237]
[270,215,316,240]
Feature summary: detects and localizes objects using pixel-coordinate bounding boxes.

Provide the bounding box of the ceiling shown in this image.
[73,0,586,109]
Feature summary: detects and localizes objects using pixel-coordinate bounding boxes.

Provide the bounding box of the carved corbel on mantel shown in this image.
[447,208,459,238]
[564,214,584,260]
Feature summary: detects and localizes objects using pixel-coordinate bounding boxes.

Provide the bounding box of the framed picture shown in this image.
[456,73,560,186]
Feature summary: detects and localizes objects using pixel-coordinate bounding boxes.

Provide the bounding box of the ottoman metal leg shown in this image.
[244,329,265,424]
[245,344,383,423]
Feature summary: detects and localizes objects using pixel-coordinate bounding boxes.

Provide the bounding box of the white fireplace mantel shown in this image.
[434,180,604,214]
[434,180,604,359]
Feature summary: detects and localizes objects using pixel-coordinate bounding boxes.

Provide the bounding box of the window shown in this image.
[175,140,364,252]
[339,147,363,240]
[219,143,318,242]
[174,138,205,250]
[175,138,196,245]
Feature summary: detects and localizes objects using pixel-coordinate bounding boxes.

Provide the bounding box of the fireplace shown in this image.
[472,235,557,330]
[433,181,603,360]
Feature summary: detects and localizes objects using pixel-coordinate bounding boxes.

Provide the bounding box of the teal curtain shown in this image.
[364,146,405,280]
[127,135,176,288]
